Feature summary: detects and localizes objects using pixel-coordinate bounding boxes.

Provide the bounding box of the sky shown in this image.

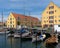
[0,0,60,22]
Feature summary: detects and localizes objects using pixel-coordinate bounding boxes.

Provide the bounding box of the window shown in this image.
[10,25,12,28]
[47,11,48,13]
[49,20,53,23]
[55,20,57,22]
[44,24,48,28]
[49,16,54,19]
[49,11,54,14]
[17,17,20,20]
[49,25,53,27]
[59,16,60,18]
[44,21,46,23]
[59,20,60,22]
[10,22,12,24]
[10,18,12,20]
[49,6,54,9]
[58,25,60,27]
[13,25,14,27]
[55,10,56,12]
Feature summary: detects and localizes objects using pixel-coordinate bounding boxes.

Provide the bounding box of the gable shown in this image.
[42,2,59,16]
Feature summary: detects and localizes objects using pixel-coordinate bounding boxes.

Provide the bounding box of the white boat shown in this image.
[22,32,30,37]
[14,32,30,38]
[7,34,14,37]
[32,34,46,43]
[0,31,10,34]
[14,34,20,38]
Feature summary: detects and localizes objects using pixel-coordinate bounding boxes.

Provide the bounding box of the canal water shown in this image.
[0,34,60,48]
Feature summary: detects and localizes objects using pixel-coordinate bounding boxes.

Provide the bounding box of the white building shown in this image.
[54,25,60,32]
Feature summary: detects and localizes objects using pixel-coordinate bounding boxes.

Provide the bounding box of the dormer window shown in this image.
[49,6,54,9]
[17,17,20,20]
[10,18,12,20]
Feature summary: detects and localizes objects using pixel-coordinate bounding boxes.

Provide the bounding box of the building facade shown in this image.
[41,2,60,28]
[6,13,40,28]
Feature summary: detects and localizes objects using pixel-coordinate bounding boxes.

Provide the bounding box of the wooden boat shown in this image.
[44,34,58,46]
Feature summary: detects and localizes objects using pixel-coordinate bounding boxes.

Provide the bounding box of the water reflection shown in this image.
[7,37,15,44]
[46,44,57,48]
[7,37,21,48]
[0,35,60,48]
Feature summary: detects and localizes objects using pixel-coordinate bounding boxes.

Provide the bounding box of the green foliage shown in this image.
[17,21,20,25]
[9,31,14,34]
[4,23,6,26]
[46,27,53,32]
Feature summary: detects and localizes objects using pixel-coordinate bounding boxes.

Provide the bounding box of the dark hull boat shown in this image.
[58,35,60,39]
[20,36,32,41]
[46,43,57,48]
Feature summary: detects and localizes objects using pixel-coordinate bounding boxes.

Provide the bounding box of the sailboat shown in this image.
[14,28,31,38]
[32,34,46,43]
[0,11,9,34]
[32,29,46,43]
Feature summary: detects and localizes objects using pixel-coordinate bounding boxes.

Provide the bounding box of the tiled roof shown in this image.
[0,22,4,25]
[12,13,39,21]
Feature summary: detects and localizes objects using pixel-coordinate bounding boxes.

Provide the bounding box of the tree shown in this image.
[46,27,53,33]
[17,21,20,25]
[4,23,6,26]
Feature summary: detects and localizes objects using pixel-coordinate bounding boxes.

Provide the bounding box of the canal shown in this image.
[0,34,60,48]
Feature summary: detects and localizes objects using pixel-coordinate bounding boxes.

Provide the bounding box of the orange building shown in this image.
[6,12,40,28]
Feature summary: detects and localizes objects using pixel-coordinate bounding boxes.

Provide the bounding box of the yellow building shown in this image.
[41,2,60,28]
[6,13,17,28]
[6,12,40,28]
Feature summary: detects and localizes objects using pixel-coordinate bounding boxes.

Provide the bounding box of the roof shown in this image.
[0,22,4,25]
[11,12,39,21]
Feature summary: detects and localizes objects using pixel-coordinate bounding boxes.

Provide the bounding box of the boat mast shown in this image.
[2,11,3,29]
[24,2,25,27]
[29,11,31,28]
